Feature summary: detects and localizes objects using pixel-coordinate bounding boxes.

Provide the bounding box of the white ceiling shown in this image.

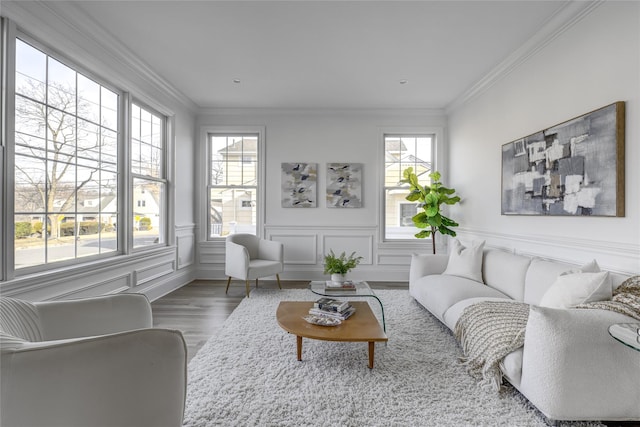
[68,0,571,110]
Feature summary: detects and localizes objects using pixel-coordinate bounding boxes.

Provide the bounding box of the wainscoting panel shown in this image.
[323,234,373,265]
[134,260,176,287]
[177,234,195,269]
[377,254,411,266]
[270,234,317,264]
[199,242,226,265]
[457,228,640,276]
[55,274,131,300]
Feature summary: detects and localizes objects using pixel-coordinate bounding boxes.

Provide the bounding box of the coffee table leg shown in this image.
[297,335,303,361]
[368,341,375,369]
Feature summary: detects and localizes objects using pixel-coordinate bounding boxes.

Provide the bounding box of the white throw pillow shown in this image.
[539,271,612,309]
[442,239,485,283]
[560,259,601,276]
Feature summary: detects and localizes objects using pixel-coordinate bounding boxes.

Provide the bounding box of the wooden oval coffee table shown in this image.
[276,301,387,368]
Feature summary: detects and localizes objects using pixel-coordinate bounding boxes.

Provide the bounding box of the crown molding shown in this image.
[446,1,604,114]
[199,107,446,117]
[2,1,198,114]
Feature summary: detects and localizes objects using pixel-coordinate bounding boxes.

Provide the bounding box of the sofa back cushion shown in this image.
[482,250,531,301]
[523,258,576,305]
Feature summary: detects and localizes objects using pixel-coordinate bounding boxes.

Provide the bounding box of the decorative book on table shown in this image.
[313,297,349,312]
[310,297,356,321]
[324,280,358,292]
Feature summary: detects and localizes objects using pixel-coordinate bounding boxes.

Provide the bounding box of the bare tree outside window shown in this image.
[14,39,119,269]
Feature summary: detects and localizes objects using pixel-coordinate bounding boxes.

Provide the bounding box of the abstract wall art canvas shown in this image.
[281,163,317,208]
[326,163,362,208]
[501,102,625,216]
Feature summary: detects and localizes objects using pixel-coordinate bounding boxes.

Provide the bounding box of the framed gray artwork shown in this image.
[501,101,625,216]
[281,163,317,208]
[326,163,362,208]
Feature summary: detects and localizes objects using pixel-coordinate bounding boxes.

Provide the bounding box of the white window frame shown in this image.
[378,127,445,247]
[0,20,174,281]
[199,126,265,241]
[130,100,169,250]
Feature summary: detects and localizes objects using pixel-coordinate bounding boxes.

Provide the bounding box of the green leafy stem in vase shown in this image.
[323,249,363,275]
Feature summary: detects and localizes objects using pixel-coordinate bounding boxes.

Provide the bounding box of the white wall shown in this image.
[448,1,640,274]
[196,109,447,281]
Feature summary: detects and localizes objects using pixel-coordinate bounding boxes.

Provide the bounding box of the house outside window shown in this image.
[208,134,258,238]
[383,134,433,240]
[131,103,166,247]
[13,38,119,269]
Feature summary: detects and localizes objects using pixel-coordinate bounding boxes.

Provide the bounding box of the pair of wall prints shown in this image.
[281,163,362,208]
[501,101,625,216]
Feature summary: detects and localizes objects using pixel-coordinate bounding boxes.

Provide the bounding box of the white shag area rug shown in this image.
[184,289,603,427]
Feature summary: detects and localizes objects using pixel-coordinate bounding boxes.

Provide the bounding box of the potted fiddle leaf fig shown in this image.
[401,167,461,254]
[323,249,363,283]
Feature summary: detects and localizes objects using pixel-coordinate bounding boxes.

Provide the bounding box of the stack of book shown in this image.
[324,280,358,292]
[308,297,356,321]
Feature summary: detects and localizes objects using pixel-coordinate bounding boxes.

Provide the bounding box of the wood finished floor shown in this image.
[151,279,407,362]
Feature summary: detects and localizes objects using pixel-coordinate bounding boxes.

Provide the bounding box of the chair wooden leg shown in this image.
[276,274,282,289]
[225,277,232,294]
[255,278,259,288]
[245,280,250,298]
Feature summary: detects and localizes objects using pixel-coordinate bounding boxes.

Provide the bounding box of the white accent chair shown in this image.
[225,233,283,297]
[0,294,187,427]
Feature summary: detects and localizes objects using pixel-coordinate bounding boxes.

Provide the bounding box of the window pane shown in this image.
[48,57,76,114]
[15,96,46,138]
[209,188,256,237]
[47,109,76,162]
[15,155,46,212]
[133,178,164,248]
[101,87,118,131]
[14,39,120,269]
[14,214,45,269]
[131,103,163,178]
[78,74,101,124]
[208,133,259,238]
[384,135,433,240]
[15,40,46,103]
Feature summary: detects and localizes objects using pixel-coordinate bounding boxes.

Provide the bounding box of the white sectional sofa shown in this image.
[409,244,640,423]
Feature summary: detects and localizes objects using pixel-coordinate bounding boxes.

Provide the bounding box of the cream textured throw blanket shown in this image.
[577,275,640,319]
[454,276,640,393]
[453,301,529,392]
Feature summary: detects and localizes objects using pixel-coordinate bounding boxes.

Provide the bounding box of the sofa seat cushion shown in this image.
[442,296,514,330]
[411,275,510,322]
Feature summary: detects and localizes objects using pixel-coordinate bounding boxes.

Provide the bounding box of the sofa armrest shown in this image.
[1,328,187,427]
[519,305,640,421]
[409,254,449,286]
[35,294,152,340]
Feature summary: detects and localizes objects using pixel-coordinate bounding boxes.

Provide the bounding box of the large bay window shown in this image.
[2,27,170,279]
[383,134,434,240]
[13,39,119,269]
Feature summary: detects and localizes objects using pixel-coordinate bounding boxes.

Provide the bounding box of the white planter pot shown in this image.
[330,273,346,283]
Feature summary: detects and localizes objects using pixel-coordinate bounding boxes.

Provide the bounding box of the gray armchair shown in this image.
[0,294,187,427]
[225,233,283,297]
